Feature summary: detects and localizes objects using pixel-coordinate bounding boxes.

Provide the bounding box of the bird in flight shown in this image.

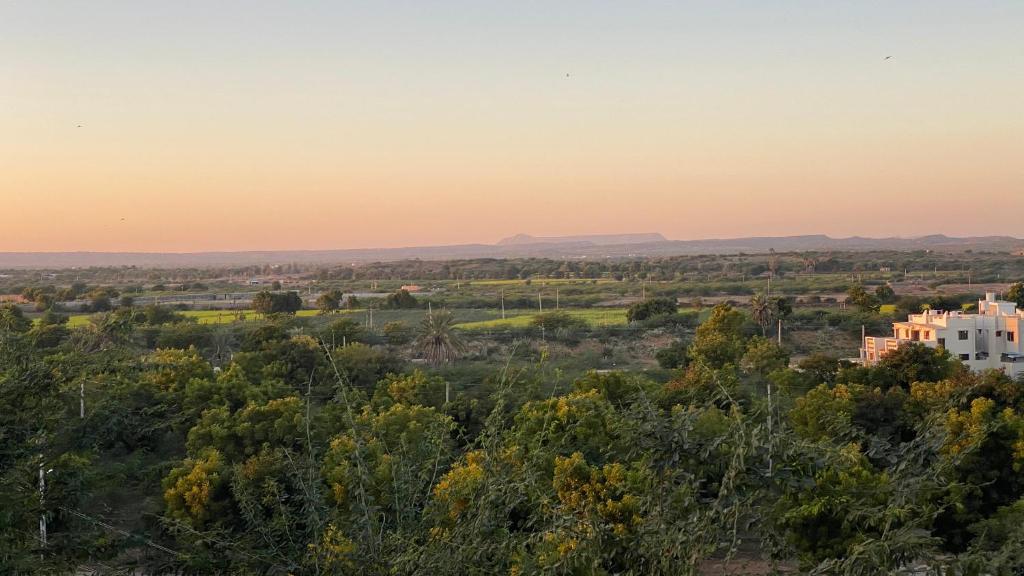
[884,56,892,60]
[77,124,83,127]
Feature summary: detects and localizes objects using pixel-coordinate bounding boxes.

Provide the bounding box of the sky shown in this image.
[1,1,1021,252]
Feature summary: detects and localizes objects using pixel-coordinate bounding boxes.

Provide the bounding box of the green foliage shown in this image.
[0,303,31,333]
[531,310,587,331]
[321,317,367,346]
[382,321,412,345]
[10,261,1024,573]
[371,370,448,410]
[316,289,343,314]
[571,370,657,408]
[381,289,418,309]
[416,309,465,365]
[1008,281,1024,309]
[331,342,405,391]
[847,285,880,312]
[654,340,687,370]
[689,303,748,368]
[741,336,790,377]
[252,290,303,315]
[875,283,896,303]
[626,297,677,322]
[776,443,895,565]
[798,353,844,386]
[875,342,956,390]
[141,303,184,325]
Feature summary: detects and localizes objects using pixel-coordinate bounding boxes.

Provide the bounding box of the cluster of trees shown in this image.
[846,284,997,316]
[380,289,418,309]
[252,290,303,315]
[16,283,122,312]
[625,297,677,322]
[306,251,1024,283]
[6,297,1024,573]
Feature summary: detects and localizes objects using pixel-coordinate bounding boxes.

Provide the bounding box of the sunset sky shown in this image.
[1,1,1021,252]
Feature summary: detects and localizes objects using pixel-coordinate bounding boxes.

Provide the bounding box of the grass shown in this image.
[454,308,627,330]
[58,307,519,329]
[61,308,325,328]
[470,278,618,286]
[66,314,92,328]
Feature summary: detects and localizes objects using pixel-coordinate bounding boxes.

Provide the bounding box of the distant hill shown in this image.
[2,234,1023,269]
[497,233,667,246]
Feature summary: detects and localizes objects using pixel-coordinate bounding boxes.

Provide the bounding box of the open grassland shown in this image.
[63,308,325,327]
[59,307,531,328]
[454,308,628,330]
[57,306,627,330]
[470,278,619,286]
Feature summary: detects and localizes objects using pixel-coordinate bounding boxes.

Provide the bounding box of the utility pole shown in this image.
[641,280,646,300]
[39,462,47,549]
[445,381,450,404]
[777,319,782,346]
[500,290,506,320]
[767,381,773,478]
[555,288,559,310]
[80,381,85,419]
[538,293,543,312]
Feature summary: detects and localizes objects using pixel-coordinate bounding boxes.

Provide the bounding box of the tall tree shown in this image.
[750,293,773,337]
[1007,281,1024,309]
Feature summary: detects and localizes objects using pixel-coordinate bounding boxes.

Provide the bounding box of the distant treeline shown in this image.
[4,250,1024,291]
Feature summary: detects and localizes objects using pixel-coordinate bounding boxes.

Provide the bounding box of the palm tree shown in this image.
[750,292,773,337]
[416,309,466,365]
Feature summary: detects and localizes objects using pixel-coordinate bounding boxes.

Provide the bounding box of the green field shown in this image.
[62,308,326,328]
[454,308,627,330]
[54,307,627,331]
[470,278,618,286]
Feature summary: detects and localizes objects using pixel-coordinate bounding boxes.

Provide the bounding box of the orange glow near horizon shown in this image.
[2,2,1022,253]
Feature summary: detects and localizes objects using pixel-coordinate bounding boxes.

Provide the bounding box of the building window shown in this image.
[937,338,946,348]
[911,330,920,341]
[959,353,971,361]
[1010,332,1017,342]
[958,330,969,340]
[997,330,1002,337]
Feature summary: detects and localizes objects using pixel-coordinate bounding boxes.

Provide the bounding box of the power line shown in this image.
[58,506,183,559]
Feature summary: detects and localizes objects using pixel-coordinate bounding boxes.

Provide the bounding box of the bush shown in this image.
[655,341,688,370]
[626,297,678,322]
[531,311,587,331]
[381,289,419,309]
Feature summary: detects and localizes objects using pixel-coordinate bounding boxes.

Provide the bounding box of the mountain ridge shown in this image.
[497,233,667,246]
[2,234,1022,269]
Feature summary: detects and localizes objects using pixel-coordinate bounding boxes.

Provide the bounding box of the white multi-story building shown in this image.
[861,293,1024,378]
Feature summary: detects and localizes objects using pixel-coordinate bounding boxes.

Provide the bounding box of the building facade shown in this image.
[861,293,1024,378]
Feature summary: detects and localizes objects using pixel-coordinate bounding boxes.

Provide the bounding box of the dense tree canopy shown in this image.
[4,280,1024,574]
